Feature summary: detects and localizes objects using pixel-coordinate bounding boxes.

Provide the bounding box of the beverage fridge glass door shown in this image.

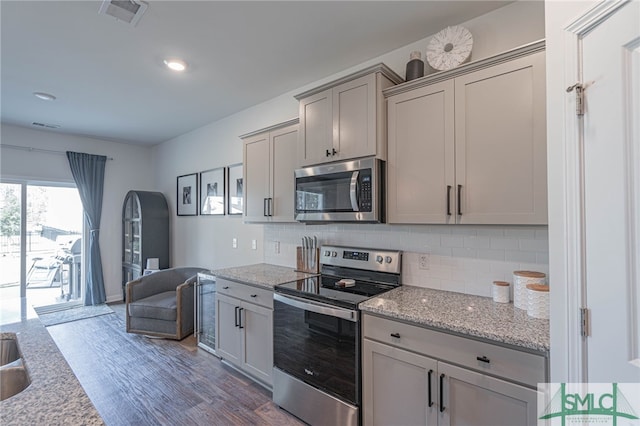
[273,293,358,404]
[196,272,217,355]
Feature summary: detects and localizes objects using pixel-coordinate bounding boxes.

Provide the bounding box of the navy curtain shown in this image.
[66,151,107,306]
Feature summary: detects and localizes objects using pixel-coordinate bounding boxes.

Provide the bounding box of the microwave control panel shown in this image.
[359,173,372,212]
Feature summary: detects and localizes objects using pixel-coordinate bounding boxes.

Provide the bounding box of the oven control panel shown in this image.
[343,250,369,261]
[320,245,402,274]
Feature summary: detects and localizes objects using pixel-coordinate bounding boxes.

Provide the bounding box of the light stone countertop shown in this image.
[210,263,317,289]
[0,318,103,425]
[360,285,549,353]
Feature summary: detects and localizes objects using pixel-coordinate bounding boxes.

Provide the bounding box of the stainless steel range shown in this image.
[273,245,402,426]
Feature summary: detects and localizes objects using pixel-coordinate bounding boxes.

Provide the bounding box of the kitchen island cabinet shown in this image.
[296,63,402,167]
[386,40,547,225]
[242,119,298,223]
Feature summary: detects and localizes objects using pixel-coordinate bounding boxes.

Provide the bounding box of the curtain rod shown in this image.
[1,144,114,160]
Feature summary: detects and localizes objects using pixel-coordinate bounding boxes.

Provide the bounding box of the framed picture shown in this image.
[199,167,225,215]
[177,173,198,216]
[227,163,243,215]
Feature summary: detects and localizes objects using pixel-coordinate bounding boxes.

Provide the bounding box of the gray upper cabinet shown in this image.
[296,64,403,167]
[386,41,547,225]
[387,80,455,224]
[121,190,169,300]
[242,119,298,223]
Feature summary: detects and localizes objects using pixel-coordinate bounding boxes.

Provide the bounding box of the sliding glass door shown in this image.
[0,181,84,319]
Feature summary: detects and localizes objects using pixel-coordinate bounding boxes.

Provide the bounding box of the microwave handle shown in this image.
[350,171,360,212]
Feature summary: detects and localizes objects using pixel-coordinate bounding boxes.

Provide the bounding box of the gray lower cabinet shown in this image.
[363,339,439,425]
[362,313,544,426]
[215,278,273,387]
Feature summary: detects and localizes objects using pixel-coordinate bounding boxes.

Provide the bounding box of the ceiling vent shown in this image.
[32,122,61,129]
[98,0,148,27]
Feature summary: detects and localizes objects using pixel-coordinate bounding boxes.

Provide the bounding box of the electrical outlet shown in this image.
[232,238,237,249]
[419,254,430,270]
[251,239,257,250]
[274,241,280,254]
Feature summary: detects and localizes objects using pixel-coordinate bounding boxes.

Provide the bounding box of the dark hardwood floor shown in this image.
[46,303,305,426]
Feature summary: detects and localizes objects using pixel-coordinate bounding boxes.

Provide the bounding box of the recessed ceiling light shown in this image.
[163,59,187,72]
[33,92,56,101]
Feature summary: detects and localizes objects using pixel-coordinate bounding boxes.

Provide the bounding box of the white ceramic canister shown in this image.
[526,283,550,319]
[513,271,546,310]
[492,281,510,303]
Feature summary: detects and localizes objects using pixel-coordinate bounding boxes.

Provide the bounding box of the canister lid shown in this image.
[526,283,549,292]
[514,270,546,278]
[493,281,510,286]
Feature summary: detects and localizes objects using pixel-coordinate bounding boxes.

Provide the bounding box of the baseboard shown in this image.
[106,294,124,304]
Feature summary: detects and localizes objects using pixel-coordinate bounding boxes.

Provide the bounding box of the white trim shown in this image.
[560,22,588,382]
[561,0,639,379]
[623,36,640,368]
[565,0,630,35]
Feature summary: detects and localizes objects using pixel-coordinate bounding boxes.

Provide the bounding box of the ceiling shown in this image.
[1,1,510,146]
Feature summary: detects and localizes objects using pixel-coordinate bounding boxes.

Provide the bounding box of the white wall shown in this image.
[544,0,598,383]
[0,124,155,302]
[155,1,547,275]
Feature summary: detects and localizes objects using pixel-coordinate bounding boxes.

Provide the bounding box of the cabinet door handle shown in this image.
[476,355,490,364]
[332,148,338,156]
[457,185,462,216]
[439,374,446,412]
[238,307,244,329]
[263,198,268,216]
[326,149,331,157]
[390,332,400,338]
[250,294,257,298]
[428,369,434,407]
[269,198,273,216]
[223,286,229,290]
[446,185,452,216]
[234,306,239,327]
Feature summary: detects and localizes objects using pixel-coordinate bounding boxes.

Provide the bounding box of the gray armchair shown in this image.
[126,267,207,340]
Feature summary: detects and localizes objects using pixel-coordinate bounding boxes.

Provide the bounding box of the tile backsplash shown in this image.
[264,223,549,298]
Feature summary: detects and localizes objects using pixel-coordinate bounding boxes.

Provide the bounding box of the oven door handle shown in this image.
[274,293,358,322]
[350,171,360,212]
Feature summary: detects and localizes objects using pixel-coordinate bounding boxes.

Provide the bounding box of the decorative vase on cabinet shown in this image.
[121,190,169,300]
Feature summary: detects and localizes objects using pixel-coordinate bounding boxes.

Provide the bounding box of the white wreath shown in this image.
[426,26,473,71]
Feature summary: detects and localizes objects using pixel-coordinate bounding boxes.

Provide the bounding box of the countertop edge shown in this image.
[359,285,550,354]
[0,319,104,425]
[360,307,549,354]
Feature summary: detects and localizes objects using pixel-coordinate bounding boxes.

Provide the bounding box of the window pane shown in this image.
[26,185,83,307]
[0,183,22,305]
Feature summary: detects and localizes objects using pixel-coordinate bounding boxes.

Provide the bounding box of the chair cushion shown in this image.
[128,291,177,321]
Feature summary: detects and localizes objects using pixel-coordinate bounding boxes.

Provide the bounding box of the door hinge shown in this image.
[566,83,585,116]
[580,307,590,337]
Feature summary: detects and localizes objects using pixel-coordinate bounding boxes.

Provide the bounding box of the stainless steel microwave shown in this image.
[294,157,384,223]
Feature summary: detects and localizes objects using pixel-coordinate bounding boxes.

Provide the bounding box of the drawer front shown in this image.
[216,278,273,309]
[363,314,546,387]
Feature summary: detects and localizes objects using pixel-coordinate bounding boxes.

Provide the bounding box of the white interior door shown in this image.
[580,0,640,381]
